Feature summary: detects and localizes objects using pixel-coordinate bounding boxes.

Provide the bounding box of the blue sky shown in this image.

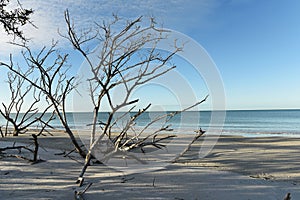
[1,0,300,111]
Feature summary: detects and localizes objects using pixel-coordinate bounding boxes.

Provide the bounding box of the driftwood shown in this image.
[172,128,206,163]
[0,134,41,163]
[0,143,33,153]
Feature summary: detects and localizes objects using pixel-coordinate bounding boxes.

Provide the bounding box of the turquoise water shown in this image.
[221,110,300,137]
[1,110,300,137]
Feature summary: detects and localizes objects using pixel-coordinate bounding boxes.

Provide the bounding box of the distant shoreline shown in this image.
[2,109,300,138]
[3,108,300,114]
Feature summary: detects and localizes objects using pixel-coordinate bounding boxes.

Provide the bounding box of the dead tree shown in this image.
[0,120,52,163]
[62,10,208,184]
[0,0,34,41]
[0,43,86,158]
[0,2,85,157]
[0,70,52,136]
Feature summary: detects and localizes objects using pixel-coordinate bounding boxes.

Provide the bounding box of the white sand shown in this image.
[1,134,300,200]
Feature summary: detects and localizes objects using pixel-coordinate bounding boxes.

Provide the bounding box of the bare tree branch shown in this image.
[0,0,35,41]
[0,42,86,157]
[0,69,52,136]
[61,11,208,184]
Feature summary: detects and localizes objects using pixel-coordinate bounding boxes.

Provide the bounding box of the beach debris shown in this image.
[250,172,275,180]
[54,146,85,164]
[0,134,43,164]
[121,176,135,183]
[152,177,156,187]
[172,128,206,163]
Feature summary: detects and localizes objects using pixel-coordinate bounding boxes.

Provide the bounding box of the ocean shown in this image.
[1,109,300,137]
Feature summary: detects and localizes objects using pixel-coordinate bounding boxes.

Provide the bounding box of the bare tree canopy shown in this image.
[0,0,34,41]
[61,10,208,184]
[0,42,87,157]
[0,69,53,136]
[1,9,208,187]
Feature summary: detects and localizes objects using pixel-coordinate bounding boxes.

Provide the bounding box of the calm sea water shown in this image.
[1,110,300,137]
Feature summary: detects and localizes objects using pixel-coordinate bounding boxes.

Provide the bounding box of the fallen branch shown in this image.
[1,154,32,162]
[54,149,84,164]
[121,176,135,183]
[64,145,85,158]
[0,145,33,153]
[172,128,206,163]
[0,134,42,163]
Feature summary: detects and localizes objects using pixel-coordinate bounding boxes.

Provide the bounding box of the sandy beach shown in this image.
[1,133,300,199]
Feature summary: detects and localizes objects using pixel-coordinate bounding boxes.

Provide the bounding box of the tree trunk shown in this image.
[64,126,86,158]
[0,127,3,138]
[76,150,92,185]
[32,134,39,162]
[13,127,19,136]
[53,105,86,158]
[284,193,291,200]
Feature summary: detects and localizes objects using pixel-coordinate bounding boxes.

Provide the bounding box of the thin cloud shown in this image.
[0,0,219,55]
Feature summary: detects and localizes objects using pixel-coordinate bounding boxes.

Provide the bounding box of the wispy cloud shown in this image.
[0,0,219,55]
